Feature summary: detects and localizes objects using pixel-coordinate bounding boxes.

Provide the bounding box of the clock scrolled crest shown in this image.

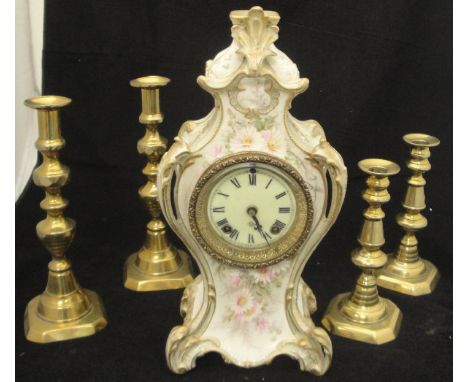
[189,152,314,268]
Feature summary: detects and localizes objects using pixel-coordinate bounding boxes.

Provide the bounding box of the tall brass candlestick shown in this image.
[378,133,440,295]
[124,76,193,291]
[24,95,107,343]
[322,159,402,344]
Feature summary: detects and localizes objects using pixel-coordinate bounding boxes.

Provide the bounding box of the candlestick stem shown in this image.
[322,158,402,344]
[24,95,107,343]
[378,133,440,295]
[124,76,193,291]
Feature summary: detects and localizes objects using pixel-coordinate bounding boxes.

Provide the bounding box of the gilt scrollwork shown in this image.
[228,75,280,118]
[230,6,280,74]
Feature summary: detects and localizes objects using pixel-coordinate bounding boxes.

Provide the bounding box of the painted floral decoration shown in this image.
[261,128,288,157]
[216,260,292,342]
[229,125,264,152]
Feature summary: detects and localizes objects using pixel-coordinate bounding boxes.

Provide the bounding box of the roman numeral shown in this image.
[265,178,273,189]
[279,207,291,213]
[217,218,228,226]
[217,192,229,197]
[248,233,255,244]
[229,229,239,240]
[249,173,256,186]
[230,177,241,188]
[275,191,286,199]
[263,232,272,240]
[274,220,286,230]
[212,207,225,213]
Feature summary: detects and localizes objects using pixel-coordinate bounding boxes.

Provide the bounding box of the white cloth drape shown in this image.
[15,0,44,200]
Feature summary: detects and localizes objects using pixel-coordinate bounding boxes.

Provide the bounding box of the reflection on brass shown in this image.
[124,76,193,291]
[322,158,402,344]
[23,96,107,343]
[378,133,440,295]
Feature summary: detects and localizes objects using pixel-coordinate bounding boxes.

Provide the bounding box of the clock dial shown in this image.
[191,153,313,268]
[207,166,296,249]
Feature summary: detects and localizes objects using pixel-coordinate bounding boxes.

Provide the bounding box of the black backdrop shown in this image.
[16,1,452,381]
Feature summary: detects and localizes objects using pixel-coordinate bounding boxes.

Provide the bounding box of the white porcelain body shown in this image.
[159,7,347,375]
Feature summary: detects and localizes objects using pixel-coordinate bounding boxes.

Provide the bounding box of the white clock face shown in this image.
[207,165,296,249]
[191,153,313,268]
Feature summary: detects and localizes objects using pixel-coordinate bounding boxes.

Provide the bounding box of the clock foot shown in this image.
[166,277,220,374]
[276,332,332,375]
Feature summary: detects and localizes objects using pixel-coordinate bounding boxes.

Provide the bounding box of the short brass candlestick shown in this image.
[124,76,193,291]
[378,133,440,295]
[322,159,402,344]
[24,95,107,343]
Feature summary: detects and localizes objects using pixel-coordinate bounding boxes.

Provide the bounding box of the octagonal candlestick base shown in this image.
[322,159,402,344]
[124,224,193,291]
[378,133,440,296]
[25,289,107,343]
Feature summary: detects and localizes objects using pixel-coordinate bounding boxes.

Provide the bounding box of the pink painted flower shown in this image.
[229,126,264,152]
[251,266,274,284]
[232,288,258,320]
[231,274,241,287]
[224,268,243,287]
[256,318,271,332]
[205,144,226,163]
[270,260,291,277]
[261,128,288,158]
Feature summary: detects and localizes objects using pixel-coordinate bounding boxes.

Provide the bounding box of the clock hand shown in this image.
[250,214,261,229]
[247,207,271,247]
[260,230,271,247]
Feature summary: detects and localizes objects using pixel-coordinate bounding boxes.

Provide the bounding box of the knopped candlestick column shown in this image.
[24,95,107,343]
[378,133,440,295]
[322,158,402,344]
[124,76,193,291]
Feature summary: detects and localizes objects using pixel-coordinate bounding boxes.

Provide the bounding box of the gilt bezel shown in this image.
[189,152,314,268]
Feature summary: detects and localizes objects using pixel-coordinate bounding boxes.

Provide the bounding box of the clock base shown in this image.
[377,257,440,296]
[166,274,332,375]
[124,249,193,292]
[24,289,107,343]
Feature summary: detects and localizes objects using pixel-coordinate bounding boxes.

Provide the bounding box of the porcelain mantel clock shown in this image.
[158,7,347,376]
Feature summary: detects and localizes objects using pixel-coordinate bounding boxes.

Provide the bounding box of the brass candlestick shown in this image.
[24,95,107,343]
[124,76,193,291]
[378,133,440,295]
[322,159,402,344]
